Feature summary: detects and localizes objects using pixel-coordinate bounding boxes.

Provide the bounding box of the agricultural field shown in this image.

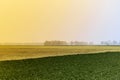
[0,45,120,61]
[0,45,120,80]
[1,52,120,80]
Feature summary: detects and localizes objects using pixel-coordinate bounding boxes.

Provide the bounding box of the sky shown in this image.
[0,0,120,43]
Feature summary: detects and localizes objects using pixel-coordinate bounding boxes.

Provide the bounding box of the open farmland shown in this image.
[0,45,120,79]
[0,45,120,61]
[1,52,120,80]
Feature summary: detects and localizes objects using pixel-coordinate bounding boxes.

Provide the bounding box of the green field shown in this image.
[0,45,120,80]
[1,52,120,80]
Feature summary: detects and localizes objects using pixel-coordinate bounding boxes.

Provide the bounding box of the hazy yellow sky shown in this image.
[0,0,71,42]
[0,0,120,42]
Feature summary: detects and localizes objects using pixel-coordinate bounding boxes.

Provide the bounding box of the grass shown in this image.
[0,45,120,61]
[1,52,120,80]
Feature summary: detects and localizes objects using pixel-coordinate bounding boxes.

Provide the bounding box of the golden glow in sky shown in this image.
[0,0,69,42]
[0,0,119,42]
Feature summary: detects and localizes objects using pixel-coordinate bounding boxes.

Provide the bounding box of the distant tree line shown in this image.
[100,41,120,45]
[44,40,68,46]
[70,41,89,45]
[44,40,93,46]
[2,40,120,46]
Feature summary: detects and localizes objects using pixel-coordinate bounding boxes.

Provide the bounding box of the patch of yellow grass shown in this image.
[0,45,120,61]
